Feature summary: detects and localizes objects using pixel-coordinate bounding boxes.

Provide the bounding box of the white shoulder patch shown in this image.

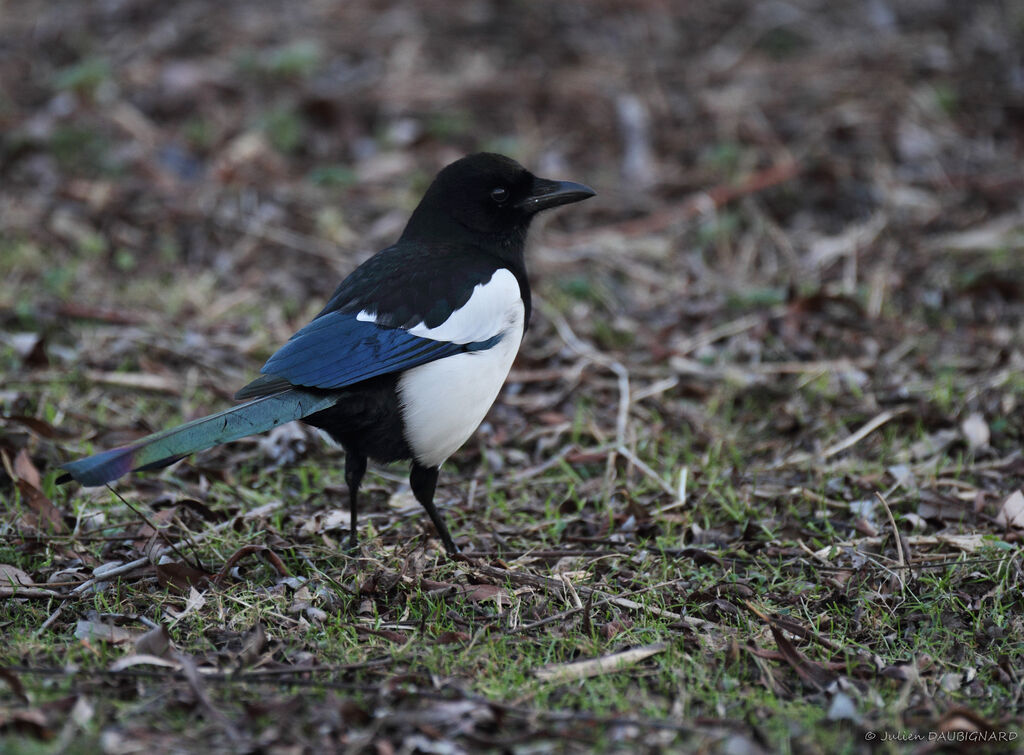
[408,268,521,344]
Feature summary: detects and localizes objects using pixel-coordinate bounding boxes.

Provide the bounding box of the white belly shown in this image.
[398,299,524,468]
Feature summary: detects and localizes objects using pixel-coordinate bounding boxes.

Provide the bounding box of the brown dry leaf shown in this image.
[166,586,207,627]
[4,415,74,439]
[434,631,470,644]
[0,564,33,587]
[0,667,28,703]
[75,620,140,645]
[13,448,42,488]
[15,481,67,533]
[155,561,213,591]
[299,508,350,535]
[769,626,835,690]
[0,706,52,740]
[599,619,632,641]
[934,707,994,733]
[358,627,407,644]
[460,583,510,607]
[995,490,1024,529]
[135,625,173,657]
[11,332,49,367]
[2,449,67,533]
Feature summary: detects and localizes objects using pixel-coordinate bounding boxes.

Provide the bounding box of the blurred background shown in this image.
[3,3,1024,748]
[2,0,1024,498]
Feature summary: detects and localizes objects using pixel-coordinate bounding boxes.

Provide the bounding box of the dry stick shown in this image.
[615,445,679,501]
[653,467,688,516]
[1,586,62,599]
[511,575,709,634]
[70,557,152,595]
[535,642,668,683]
[210,212,343,264]
[107,485,197,567]
[818,409,907,460]
[59,505,282,609]
[471,563,708,629]
[875,490,907,592]
[563,160,801,242]
[673,313,765,356]
[771,408,906,468]
[212,544,290,586]
[508,443,587,483]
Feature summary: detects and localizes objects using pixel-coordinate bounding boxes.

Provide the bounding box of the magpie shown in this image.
[59,153,595,554]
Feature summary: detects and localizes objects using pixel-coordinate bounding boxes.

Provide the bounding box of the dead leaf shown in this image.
[960,412,990,451]
[13,449,41,488]
[166,586,207,627]
[935,706,995,734]
[0,667,29,703]
[155,561,212,591]
[75,620,139,645]
[135,625,173,657]
[769,626,835,690]
[4,415,73,439]
[0,564,33,587]
[8,333,49,367]
[0,706,53,740]
[1,449,67,533]
[300,508,350,535]
[434,631,470,644]
[460,583,510,607]
[995,490,1024,529]
[236,623,268,668]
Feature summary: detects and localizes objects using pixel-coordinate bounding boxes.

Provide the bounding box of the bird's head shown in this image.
[400,153,595,249]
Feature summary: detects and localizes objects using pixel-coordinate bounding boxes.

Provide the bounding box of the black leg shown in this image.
[409,462,458,555]
[344,451,367,551]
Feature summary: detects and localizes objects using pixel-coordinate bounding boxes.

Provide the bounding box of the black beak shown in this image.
[517,177,596,213]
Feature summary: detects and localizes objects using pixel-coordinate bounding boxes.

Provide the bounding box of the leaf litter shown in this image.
[2,0,1024,751]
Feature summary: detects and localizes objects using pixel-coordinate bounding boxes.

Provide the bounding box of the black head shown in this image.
[400,153,595,247]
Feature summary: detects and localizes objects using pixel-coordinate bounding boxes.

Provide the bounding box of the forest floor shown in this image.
[2,1,1024,752]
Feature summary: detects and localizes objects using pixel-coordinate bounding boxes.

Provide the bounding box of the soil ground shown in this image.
[2,1,1024,752]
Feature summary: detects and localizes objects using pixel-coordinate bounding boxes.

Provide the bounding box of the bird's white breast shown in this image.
[397,268,525,468]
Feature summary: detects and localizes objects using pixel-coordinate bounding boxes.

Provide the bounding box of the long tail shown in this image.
[59,389,338,487]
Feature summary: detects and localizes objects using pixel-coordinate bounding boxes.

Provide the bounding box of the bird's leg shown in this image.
[344,451,367,552]
[409,462,458,555]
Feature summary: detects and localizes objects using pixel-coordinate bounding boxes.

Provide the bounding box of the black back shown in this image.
[316,153,543,330]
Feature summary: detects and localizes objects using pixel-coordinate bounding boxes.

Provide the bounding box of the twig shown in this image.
[71,557,151,595]
[535,642,667,683]
[673,313,765,356]
[563,160,800,241]
[772,408,906,467]
[876,490,907,593]
[212,544,290,586]
[615,445,679,501]
[470,563,707,629]
[108,486,194,567]
[1,586,62,599]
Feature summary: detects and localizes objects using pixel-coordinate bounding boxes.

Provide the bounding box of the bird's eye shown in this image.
[490,187,509,204]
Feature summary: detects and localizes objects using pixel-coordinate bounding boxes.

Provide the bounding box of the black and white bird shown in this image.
[60,153,596,554]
